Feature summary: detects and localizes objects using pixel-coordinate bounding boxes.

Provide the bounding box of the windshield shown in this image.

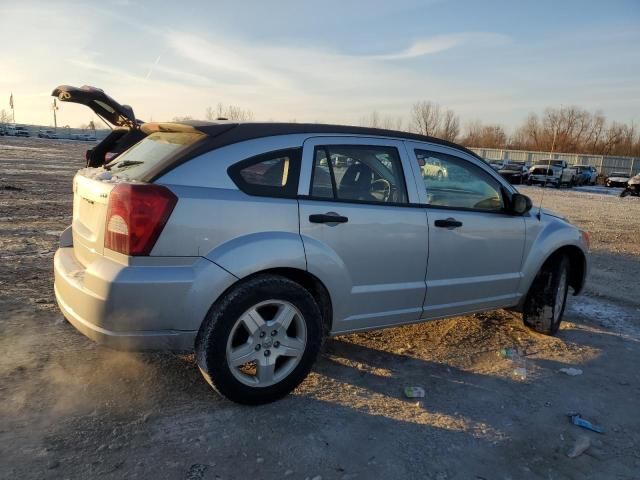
[105,131,205,179]
[610,172,629,177]
[538,160,564,166]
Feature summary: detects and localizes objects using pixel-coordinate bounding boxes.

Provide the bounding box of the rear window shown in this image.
[105,131,204,180]
[531,167,554,176]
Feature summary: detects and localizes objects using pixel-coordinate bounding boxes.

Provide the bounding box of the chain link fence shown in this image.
[470,147,639,177]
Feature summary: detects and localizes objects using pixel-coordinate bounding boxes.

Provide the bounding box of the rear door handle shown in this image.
[434,217,463,229]
[309,213,349,224]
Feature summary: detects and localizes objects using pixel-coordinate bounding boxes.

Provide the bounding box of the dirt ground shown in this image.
[1,136,639,480]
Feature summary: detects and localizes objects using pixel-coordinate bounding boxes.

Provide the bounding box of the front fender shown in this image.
[519,216,589,300]
[204,231,306,279]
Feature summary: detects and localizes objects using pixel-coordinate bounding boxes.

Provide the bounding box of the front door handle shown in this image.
[434,217,463,229]
[309,213,349,224]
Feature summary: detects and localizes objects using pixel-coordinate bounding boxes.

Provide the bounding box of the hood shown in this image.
[52,84,141,128]
[540,208,568,221]
[608,176,629,182]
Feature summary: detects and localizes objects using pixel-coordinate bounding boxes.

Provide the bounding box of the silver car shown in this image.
[54,120,590,404]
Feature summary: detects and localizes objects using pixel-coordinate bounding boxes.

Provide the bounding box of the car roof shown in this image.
[163,121,482,159]
[140,121,484,182]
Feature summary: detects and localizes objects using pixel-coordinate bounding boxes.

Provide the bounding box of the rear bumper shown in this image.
[54,247,237,351]
[529,175,559,185]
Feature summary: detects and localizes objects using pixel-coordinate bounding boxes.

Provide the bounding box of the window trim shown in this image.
[227,147,301,198]
[414,148,511,214]
[309,144,410,206]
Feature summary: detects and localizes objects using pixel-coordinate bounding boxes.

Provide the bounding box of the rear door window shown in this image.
[105,131,204,180]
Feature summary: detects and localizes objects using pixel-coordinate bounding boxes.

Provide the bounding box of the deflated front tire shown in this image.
[522,255,570,335]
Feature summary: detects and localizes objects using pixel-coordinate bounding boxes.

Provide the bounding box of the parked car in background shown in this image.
[70,133,96,141]
[421,157,448,180]
[13,126,30,137]
[620,173,640,197]
[489,160,505,171]
[52,86,590,404]
[606,171,631,188]
[573,165,597,186]
[497,161,529,184]
[37,129,59,139]
[528,160,575,187]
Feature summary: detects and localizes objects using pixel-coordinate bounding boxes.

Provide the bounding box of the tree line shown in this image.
[363,102,640,158]
[4,100,638,157]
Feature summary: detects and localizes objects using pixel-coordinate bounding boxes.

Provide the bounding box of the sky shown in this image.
[1,0,639,130]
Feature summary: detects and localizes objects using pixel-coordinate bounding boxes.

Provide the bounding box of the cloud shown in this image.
[166,32,290,88]
[370,32,510,60]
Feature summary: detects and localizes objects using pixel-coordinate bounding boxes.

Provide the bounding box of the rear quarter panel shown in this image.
[152,135,309,277]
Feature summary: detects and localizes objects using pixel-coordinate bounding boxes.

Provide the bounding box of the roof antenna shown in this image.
[537,157,552,220]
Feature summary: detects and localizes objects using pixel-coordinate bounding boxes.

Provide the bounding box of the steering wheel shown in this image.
[370,178,392,201]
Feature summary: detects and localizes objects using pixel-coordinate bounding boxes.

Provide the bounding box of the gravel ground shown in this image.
[1,137,639,480]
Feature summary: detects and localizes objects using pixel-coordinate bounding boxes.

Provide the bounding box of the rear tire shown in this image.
[522,255,570,335]
[195,274,323,405]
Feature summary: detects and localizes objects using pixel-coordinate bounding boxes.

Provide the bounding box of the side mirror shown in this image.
[511,193,532,215]
[417,158,426,167]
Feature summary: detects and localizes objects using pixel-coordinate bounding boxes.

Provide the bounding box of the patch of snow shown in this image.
[573,185,624,196]
[0,144,66,153]
[76,167,133,184]
[568,296,640,339]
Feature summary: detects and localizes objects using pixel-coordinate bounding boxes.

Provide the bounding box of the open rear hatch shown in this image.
[52,85,140,128]
[52,85,146,167]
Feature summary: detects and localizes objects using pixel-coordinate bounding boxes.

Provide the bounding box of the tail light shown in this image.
[105,184,177,256]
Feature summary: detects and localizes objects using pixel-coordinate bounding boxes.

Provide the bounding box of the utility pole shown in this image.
[52,98,58,129]
[9,92,15,122]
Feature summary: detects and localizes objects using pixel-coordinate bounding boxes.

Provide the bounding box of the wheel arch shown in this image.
[199,267,334,339]
[519,244,587,310]
[555,245,588,295]
[258,267,333,335]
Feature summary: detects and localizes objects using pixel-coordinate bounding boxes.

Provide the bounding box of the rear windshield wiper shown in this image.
[105,160,144,171]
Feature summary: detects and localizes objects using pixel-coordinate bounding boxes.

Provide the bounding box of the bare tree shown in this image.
[438,109,460,142]
[360,111,403,130]
[411,101,442,136]
[381,115,403,131]
[460,121,507,148]
[172,115,194,122]
[360,110,381,128]
[0,109,12,123]
[205,103,253,121]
